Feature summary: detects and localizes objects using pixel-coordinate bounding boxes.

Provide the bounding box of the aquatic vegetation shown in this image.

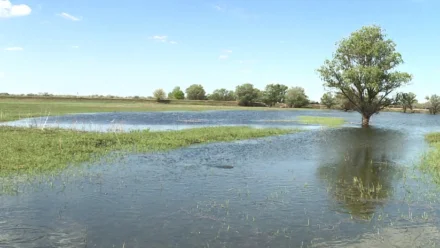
[298,116,345,127]
[420,132,440,184]
[0,126,295,176]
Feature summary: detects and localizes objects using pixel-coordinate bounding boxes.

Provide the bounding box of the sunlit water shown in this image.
[2,110,440,247]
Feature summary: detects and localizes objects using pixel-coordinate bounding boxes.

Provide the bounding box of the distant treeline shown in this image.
[1,84,438,113]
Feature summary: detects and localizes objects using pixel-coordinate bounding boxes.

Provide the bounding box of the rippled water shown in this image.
[2,110,440,247]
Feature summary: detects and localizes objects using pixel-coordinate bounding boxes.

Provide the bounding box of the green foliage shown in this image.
[235,83,261,106]
[0,126,294,176]
[320,92,336,109]
[335,92,355,111]
[262,84,288,107]
[185,84,206,100]
[168,87,185,100]
[153,89,166,101]
[285,87,309,108]
[395,92,417,113]
[317,25,412,126]
[208,88,236,101]
[425,95,440,115]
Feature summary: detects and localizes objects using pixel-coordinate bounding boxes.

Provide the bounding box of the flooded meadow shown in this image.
[2,110,440,247]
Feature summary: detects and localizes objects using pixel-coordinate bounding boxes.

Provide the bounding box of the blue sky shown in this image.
[1,0,439,101]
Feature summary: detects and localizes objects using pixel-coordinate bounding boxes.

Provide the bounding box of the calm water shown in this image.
[2,110,440,247]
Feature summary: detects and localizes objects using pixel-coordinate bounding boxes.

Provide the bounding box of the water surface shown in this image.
[2,110,440,247]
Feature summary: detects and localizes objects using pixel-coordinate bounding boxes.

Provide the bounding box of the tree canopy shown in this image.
[262,84,288,107]
[185,84,206,100]
[285,87,309,108]
[153,89,166,101]
[320,92,336,109]
[426,95,440,115]
[317,25,412,126]
[168,87,185,100]
[395,92,417,113]
[235,83,261,106]
[208,88,236,101]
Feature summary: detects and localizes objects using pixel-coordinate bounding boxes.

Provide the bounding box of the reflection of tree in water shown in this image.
[317,128,405,219]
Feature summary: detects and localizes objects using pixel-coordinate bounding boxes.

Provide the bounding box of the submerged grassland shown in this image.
[0,126,295,176]
[298,116,345,127]
[421,132,440,183]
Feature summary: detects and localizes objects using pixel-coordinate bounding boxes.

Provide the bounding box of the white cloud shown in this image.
[5,46,23,51]
[150,35,178,45]
[213,5,224,11]
[58,12,81,21]
[219,55,228,60]
[72,45,79,49]
[0,0,31,18]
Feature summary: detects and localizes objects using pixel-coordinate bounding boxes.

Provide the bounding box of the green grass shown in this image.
[420,133,440,184]
[297,116,345,127]
[0,98,323,122]
[0,126,295,176]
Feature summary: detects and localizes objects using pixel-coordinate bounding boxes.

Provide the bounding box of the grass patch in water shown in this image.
[0,126,295,176]
[297,116,345,127]
[420,132,440,184]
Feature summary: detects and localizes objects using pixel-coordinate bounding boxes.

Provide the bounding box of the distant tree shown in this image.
[425,95,440,115]
[262,84,288,107]
[395,92,418,113]
[168,87,185,100]
[320,92,336,109]
[185,84,206,100]
[285,87,309,108]
[153,89,166,101]
[208,88,236,101]
[335,92,356,111]
[235,83,261,106]
[317,25,412,127]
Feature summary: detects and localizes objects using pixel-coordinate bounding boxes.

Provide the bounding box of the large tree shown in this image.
[235,83,261,106]
[262,83,288,107]
[395,92,417,113]
[285,87,309,108]
[208,88,236,101]
[317,25,412,127]
[168,86,185,100]
[185,84,206,100]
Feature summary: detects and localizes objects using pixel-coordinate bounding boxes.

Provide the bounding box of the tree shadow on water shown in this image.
[317,128,406,220]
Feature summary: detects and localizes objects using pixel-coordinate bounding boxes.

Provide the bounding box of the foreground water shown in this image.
[2,110,440,247]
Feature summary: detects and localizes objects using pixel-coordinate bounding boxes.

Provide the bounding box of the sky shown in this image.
[0,0,439,101]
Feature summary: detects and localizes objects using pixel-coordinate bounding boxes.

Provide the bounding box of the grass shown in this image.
[297,116,345,127]
[0,126,295,176]
[420,132,440,184]
[0,98,324,123]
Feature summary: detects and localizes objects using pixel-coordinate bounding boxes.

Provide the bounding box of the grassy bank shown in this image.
[298,116,345,127]
[0,98,324,122]
[0,126,295,176]
[420,133,440,183]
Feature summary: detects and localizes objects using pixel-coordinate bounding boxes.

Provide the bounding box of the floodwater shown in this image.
[2,110,440,247]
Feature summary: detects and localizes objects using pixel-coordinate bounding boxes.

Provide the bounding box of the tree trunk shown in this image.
[403,106,407,113]
[362,115,370,127]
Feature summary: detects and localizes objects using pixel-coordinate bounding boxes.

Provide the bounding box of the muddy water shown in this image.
[2,110,440,247]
